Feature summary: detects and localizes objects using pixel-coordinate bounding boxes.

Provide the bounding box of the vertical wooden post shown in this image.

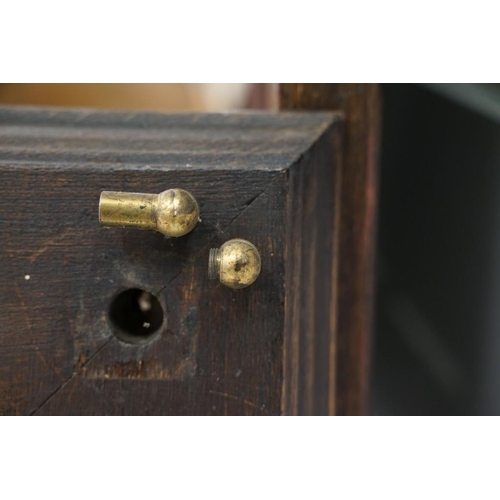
[280,84,381,415]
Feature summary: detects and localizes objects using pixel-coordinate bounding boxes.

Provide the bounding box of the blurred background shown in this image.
[0,83,277,111]
[373,84,500,416]
[3,83,499,415]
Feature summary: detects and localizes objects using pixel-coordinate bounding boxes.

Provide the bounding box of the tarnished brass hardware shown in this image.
[208,239,261,289]
[99,188,200,238]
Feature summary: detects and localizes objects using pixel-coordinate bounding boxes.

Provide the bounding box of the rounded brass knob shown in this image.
[99,188,200,238]
[208,239,261,289]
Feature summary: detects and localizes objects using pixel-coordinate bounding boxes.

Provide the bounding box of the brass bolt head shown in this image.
[209,239,261,289]
[156,188,200,238]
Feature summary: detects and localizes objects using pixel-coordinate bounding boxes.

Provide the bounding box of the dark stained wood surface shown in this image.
[283,124,343,415]
[280,84,381,415]
[0,106,342,415]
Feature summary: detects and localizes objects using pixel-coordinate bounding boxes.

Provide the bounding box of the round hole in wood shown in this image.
[108,288,164,344]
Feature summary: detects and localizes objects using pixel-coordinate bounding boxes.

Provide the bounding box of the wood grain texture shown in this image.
[280,84,381,415]
[283,125,343,415]
[0,106,342,415]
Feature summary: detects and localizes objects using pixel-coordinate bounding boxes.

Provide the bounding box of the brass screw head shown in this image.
[155,189,200,237]
[99,188,200,238]
[208,239,261,289]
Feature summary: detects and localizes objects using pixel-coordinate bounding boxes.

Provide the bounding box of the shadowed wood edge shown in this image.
[280,84,381,415]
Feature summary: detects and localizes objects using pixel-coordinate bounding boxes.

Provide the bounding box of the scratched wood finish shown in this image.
[280,84,381,415]
[0,106,342,415]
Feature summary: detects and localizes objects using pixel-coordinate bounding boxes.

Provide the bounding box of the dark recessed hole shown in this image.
[108,288,164,344]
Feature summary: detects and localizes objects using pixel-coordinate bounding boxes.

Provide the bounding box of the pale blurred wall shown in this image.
[0,83,275,111]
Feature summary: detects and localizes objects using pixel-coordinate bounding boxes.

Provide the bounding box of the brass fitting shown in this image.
[99,188,200,238]
[208,239,261,289]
